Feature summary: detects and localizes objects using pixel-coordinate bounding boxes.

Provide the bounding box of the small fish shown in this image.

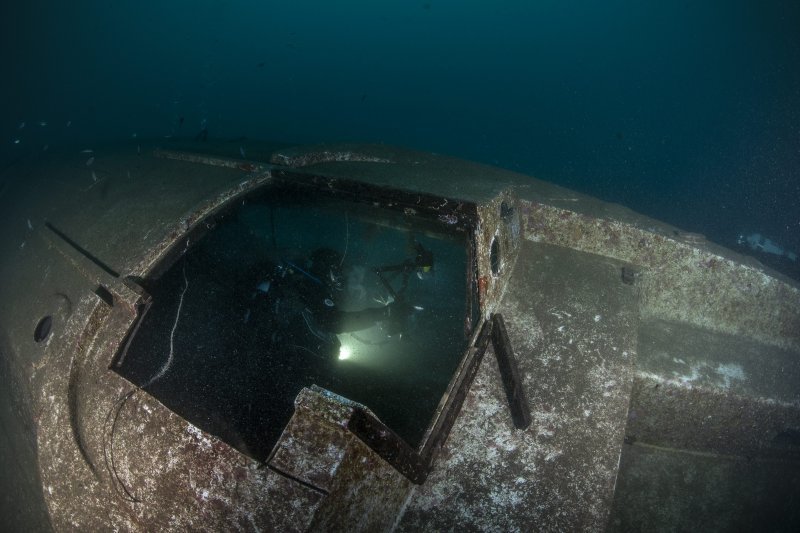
[66,120,72,127]
[43,144,49,151]
[240,146,246,158]
[256,281,270,293]
[20,241,26,249]
[27,219,33,230]
[80,149,93,153]
[18,121,25,129]
[38,121,47,127]
[86,156,95,166]
[738,233,798,261]
[13,139,20,144]
[131,132,138,138]
[137,145,141,155]
[91,171,98,182]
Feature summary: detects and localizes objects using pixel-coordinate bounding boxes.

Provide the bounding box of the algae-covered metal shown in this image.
[1,140,798,531]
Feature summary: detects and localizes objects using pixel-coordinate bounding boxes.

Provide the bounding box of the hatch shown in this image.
[113,175,477,461]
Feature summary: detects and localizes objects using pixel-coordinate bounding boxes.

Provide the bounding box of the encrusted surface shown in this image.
[474,191,522,316]
[108,393,323,531]
[4,141,800,529]
[398,242,638,531]
[622,319,800,463]
[127,167,273,278]
[39,321,413,531]
[268,143,535,204]
[270,146,392,167]
[608,443,800,532]
[309,421,413,532]
[523,201,800,352]
[636,319,800,403]
[269,388,357,491]
[271,388,414,531]
[625,319,800,460]
[626,376,800,462]
[31,276,324,531]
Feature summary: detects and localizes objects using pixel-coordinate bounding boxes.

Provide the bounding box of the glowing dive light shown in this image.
[338,345,352,360]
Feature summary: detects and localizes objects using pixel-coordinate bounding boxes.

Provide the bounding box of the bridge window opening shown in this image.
[114,186,471,460]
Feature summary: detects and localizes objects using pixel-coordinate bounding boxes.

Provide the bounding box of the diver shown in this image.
[194,118,209,142]
[738,232,797,261]
[243,247,419,361]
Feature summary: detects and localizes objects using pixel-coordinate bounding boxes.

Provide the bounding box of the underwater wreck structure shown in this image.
[1,140,798,531]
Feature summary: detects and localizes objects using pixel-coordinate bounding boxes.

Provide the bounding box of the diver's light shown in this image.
[338,345,352,360]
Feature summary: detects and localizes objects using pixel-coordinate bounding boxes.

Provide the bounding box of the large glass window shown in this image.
[116,186,471,460]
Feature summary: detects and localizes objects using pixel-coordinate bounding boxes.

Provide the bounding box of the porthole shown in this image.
[490,237,501,276]
[500,201,514,221]
[34,315,53,343]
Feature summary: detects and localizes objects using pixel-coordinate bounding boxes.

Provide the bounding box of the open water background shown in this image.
[2,1,799,280]
[2,2,800,529]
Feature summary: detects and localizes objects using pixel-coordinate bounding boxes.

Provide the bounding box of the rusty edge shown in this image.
[346,317,493,484]
[420,318,494,465]
[99,162,490,487]
[154,148,270,173]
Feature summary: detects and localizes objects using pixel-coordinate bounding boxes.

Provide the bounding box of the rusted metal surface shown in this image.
[154,148,272,173]
[269,387,414,531]
[398,242,639,531]
[347,407,428,484]
[270,145,392,167]
[0,333,52,531]
[0,145,284,530]
[270,143,540,204]
[474,192,523,315]
[521,201,800,352]
[2,140,799,530]
[512,199,800,530]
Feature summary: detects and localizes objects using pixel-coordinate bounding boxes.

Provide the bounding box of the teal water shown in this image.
[2,0,798,279]
[1,2,800,529]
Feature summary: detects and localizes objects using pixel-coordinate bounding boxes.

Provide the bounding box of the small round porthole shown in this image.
[500,201,514,221]
[490,238,501,276]
[34,315,53,343]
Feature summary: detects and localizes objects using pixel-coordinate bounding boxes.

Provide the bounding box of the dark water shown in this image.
[1,0,798,279]
[117,191,468,459]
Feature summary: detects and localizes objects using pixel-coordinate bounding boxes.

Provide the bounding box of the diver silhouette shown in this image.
[244,247,415,361]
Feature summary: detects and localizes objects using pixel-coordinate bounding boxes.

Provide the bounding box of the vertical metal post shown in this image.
[491,314,532,430]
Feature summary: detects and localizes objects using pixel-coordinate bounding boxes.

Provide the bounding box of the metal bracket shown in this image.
[491,313,532,430]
